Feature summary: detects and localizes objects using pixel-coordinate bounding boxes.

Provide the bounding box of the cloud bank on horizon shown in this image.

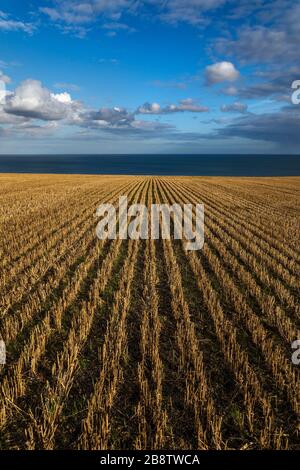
[0,0,299,154]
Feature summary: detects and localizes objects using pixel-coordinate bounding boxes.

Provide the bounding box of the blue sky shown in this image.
[0,0,299,154]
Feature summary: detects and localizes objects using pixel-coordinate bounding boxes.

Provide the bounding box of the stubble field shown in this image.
[0,173,299,450]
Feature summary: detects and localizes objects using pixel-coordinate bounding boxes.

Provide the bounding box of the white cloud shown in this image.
[99,58,119,64]
[220,86,238,96]
[53,82,81,91]
[205,61,240,85]
[0,71,11,84]
[102,22,136,33]
[137,102,161,114]
[0,77,177,134]
[83,106,135,128]
[221,102,248,113]
[137,99,209,114]
[10,120,60,137]
[51,92,73,104]
[0,11,34,34]
[40,6,93,25]
[39,0,226,36]
[5,80,80,121]
[157,0,226,26]
[215,3,300,64]
[0,71,10,106]
[40,1,133,25]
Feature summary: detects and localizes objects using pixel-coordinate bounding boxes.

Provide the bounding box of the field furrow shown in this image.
[0,174,299,451]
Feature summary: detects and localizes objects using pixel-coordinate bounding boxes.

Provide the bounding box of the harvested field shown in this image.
[0,173,299,450]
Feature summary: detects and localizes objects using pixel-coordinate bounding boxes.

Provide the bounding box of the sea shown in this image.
[0,154,299,176]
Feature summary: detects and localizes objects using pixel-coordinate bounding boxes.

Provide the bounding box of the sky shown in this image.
[0,0,300,154]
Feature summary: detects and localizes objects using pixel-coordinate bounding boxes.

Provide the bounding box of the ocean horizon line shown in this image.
[1,153,300,157]
[0,154,299,177]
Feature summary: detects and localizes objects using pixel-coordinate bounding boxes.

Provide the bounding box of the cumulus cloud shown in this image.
[51,92,73,104]
[5,80,81,121]
[73,104,172,133]
[0,77,176,135]
[221,102,248,113]
[137,98,209,114]
[77,113,174,138]
[205,62,240,85]
[2,68,298,151]
[83,106,135,128]
[136,102,162,114]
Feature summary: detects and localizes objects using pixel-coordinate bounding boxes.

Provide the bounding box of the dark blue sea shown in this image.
[0,154,299,176]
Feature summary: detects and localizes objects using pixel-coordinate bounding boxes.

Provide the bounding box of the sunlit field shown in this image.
[0,174,299,450]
